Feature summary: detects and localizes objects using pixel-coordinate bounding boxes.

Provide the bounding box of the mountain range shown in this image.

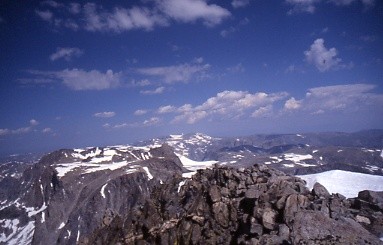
[0,130,382,244]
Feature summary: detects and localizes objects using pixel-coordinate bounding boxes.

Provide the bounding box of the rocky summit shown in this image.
[86,165,382,245]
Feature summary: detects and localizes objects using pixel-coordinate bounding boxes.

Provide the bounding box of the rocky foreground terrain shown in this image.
[87,164,383,244]
[0,130,382,244]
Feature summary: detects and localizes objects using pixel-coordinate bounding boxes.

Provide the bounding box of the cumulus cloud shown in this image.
[157,0,231,26]
[329,0,374,6]
[42,128,52,133]
[83,3,167,32]
[136,61,210,84]
[26,69,121,90]
[286,0,319,14]
[251,105,273,118]
[157,105,177,114]
[104,117,161,129]
[0,129,10,136]
[50,47,83,61]
[286,0,375,14]
[169,90,287,124]
[36,1,230,33]
[29,119,39,126]
[284,84,383,114]
[93,111,116,118]
[232,0,250,8]
[35,9,54,22]
[0,119,40,136]
[143,117,161,126]
[140,86,165,95]
[284,97,302,110]
[304,38,346,72]
[130,79,151,87]
[134,109,148,116]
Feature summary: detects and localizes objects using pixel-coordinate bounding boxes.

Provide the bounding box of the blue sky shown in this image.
[0,0,382,155]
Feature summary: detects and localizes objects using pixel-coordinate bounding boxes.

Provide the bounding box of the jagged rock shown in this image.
[250,218,263,236]
[291,210,381,244]
[213,202,229,228]
[358,190,383,209]
[356,215,371,224]
[262,208,278,230]
[312,182,330,199]
[284,194,309,224]
[209,185,221,203]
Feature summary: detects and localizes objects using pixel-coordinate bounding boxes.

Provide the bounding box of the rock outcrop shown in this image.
[87,165,383,244]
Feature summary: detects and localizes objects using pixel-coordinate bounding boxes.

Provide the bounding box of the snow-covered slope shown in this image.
[298,170,383,198]
[177,154,218,178]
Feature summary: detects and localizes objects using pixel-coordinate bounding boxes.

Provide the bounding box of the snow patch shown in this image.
[178,155,217,173]
[284,153,313,163]
[58,222,65,229]
[312,150,318,153]
[4,220,35,245]
[178,180,186,193]
[142,167,153,180]
[55,160,139,178]
[27,203,47,217]
[298,170,383,198]
[100,183,108,198]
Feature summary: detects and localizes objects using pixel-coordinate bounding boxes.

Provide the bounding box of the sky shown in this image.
[0,0,382,155]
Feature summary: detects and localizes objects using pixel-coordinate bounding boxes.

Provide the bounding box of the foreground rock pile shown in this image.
[87,164,382,244]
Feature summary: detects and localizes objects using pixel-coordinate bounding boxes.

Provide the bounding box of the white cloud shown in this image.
[134,109,148,116]
[59,69,121,90]
[35,9,54,22]
[140,86,165,95]
[304,38,345,72]
[29,119,39,126]
[284,97,302,110]
[227,63,245,73]
[286,0,375,14]
[157,105,176,114]
[12,127,33,135]
[286,0,319,14]
[329,0,355,5]
[157,0,231,26]
[0,129,10,136]
[143,117,161,126]
[83,3,167,32]
[232,0,250,8]
[69,3,81,14]
[136,62,210,84]
[42,128,52,133]
[329,0,374,6]
[284,84,383,114]
[27,69,121,90]
[105,117,161,129]
[36,1,230,33]
[130,79,151,87]
[171,90,288,124]
[93,111,116,118]
[251,105,273,118]
[50,47,83,61]
[0,120,40,136]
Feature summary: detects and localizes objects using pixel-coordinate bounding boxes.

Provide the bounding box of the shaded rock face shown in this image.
[87,165,382,244]
[0,144,186,245]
